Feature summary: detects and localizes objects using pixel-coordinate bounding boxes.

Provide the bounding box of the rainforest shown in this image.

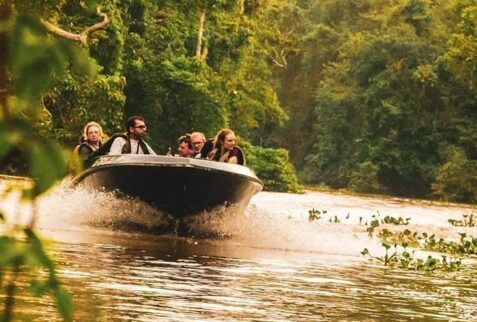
[1,0,477,201]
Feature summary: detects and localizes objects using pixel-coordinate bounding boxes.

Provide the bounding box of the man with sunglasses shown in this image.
[109,116,156,155]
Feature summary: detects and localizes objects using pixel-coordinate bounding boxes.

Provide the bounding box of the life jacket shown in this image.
[89,133,151,158]
[87,133,127,158]
[74,140,102,160]
[209,146,245,165]
[74,142,94,156]
[72,140,101,169]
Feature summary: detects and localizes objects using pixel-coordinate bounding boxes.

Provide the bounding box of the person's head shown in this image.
[177,134,193,157]
[214,128,235,151]
[82,121,103,146]
[190,132,206,154]
[125,116,147,140]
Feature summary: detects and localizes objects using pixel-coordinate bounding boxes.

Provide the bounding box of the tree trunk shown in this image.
[196,10,206,60]
[0,0,12,119]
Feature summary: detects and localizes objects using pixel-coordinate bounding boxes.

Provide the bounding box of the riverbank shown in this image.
[303,184,477,211]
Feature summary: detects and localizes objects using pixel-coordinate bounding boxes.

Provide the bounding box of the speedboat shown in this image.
[72,155,263,218]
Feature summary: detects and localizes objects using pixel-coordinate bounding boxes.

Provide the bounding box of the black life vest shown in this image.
[74,142,93,155]
[209,146,246,165]
[74,140,102,160]
[89,133,151,158]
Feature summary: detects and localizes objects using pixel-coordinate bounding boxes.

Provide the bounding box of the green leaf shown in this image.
[0,123,13,159]
[370,219,380,228]
[25,229,56,271]
[83,0,102,10]
[26,140,68,196]
[60,40,99,77]
[55,288,74,322]
[0,118,30,159]
[29,279,48,296]
[10,14,67,112]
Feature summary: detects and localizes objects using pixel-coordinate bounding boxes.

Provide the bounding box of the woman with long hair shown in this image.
[76,121,105,161]
[208,128,245,165]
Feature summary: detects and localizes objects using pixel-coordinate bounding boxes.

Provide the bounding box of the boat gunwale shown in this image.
[73,155,264,188]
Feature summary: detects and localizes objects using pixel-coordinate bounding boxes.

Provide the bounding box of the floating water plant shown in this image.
[448,213,476,227]
[361,243,462,271]
[328,215,340,223]
[379,228,420,247]
[308,208,324,222]
[382,215,411,225]
[421,232,477,256]
[366,218,380,237]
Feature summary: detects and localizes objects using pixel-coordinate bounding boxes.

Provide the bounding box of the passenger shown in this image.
[190,132,206,158]
[109,116,156,155]
[75,121,104,161]
[199,139,214,160]
[208,128,245,165]
[177,134,194,157]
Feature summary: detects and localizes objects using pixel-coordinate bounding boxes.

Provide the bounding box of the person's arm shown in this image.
[109,137,126,155]
[227,148,239,164]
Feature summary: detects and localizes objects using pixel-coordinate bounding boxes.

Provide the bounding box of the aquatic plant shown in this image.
[377,227,477,257]
[365,213,413,238]
[361,243,462,271]
[421,232,477,256]
[382,215,411,225]
[448,213,476,227]
[379,228,420,248]
[308,209,325,222]
[366,218,380,237]
[329,215,341,223]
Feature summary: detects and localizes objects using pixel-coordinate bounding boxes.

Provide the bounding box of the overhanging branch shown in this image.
[41,6,109,44]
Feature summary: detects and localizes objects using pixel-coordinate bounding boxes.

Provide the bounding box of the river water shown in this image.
[1,184,477,321]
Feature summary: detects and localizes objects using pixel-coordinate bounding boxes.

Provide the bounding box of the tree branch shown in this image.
[41,6,109,45]
[196,10,206,59]
[271,49,288,69]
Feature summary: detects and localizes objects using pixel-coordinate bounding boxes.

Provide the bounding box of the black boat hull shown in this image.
[73,155,263,217]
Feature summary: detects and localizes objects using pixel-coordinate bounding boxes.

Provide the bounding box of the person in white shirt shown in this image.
[109,116,156,155]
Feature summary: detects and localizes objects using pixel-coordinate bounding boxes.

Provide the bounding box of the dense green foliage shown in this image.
[3,1,475,318]
[242,142,300,192]
[3,0,296,190]
[276,0,477,202]
[4,0,477,200]
[0,1,105,320]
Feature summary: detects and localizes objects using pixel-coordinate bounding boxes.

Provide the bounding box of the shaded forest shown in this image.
[2,0,477,202]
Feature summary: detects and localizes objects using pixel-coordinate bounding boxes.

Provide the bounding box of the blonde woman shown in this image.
[76,121,105,161]
[208,128,245,165]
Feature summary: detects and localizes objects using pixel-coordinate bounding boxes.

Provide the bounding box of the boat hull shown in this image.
[73,155,263,218]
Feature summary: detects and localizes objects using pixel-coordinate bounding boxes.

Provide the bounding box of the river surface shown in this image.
[1,184,477,321]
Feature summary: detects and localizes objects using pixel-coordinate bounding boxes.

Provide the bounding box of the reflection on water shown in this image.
[28,232,477,321]
[1,185,477,321]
